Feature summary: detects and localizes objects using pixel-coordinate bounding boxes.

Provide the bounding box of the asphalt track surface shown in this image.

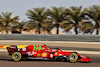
[0,52,100,67]
[0,34,100,42]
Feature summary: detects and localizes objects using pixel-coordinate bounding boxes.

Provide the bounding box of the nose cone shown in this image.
[80,57,92,62]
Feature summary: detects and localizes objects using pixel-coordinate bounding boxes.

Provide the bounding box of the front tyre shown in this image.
[69,53,78,63]
[12,52,22,61]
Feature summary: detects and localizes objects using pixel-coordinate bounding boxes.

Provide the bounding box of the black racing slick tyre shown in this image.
[12,52,22,61]
[68,53,78,63]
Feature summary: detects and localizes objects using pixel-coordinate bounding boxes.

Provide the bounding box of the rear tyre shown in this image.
[12,52,22,61]
[68,53,78,63]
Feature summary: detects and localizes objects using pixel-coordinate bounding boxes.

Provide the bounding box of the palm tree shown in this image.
[49,7,69,34]
[12,20,26,34]
[26,8,50,34]
[0,12,19,34]
[0,15,4,33]
[41,18,54,34]
[60,20,74,34]
[80,21,94,34]
[66,6,84,34]
[23,20,37,33]
[83,5,100,35]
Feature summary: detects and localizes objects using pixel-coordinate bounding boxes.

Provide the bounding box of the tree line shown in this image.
[0,5,100,35]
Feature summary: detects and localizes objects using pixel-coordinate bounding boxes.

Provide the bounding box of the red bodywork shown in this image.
[7,45,91,62]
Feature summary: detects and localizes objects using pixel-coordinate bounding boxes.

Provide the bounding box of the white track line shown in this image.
[0,49,7,52]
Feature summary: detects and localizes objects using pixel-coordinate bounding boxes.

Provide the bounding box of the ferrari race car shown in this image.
[6,45,91,62]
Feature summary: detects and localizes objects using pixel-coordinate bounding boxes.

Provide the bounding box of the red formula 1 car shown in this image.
[6,45,91,62]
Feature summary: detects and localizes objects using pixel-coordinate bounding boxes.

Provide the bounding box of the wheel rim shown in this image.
[13,54,20,60]
[12,52,21,61]
[69,53,78,62]
[70,54,77,61]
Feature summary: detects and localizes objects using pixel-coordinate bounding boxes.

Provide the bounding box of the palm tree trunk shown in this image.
[96,23,99,35]
[56,24,59,34]
[19,29,22,34]
[38,23,41,34]
[96,28,99,35]
[74,27,78,34]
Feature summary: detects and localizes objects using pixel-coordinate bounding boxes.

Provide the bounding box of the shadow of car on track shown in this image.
[0,59,94,63]
[0,58,72,62]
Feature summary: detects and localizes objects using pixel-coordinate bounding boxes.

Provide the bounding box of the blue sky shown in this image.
[0,0,100,21]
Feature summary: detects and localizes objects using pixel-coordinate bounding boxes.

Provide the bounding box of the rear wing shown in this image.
[7,45,18,55]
